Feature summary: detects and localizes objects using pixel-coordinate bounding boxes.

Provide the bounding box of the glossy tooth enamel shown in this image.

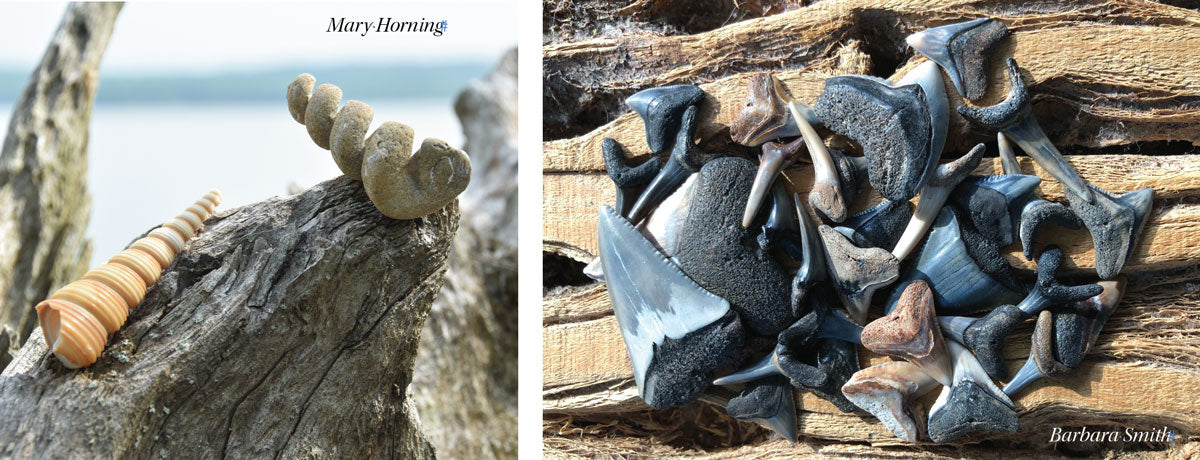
[627,105,705,225]
[957,58,1095,203]
[906,18,1008,101]
[842,361,937,442]
[790,102,849,222]
[597,206,742,409]
[861,280,954,386]
[834,199,913,250]
[814,75,932,203]
[926,340,1018,443]
[997,132,1022,175]
[891,143,985,261]
[1065,185,1154,279]
[743,137,805,228]
[962,245,1103,380]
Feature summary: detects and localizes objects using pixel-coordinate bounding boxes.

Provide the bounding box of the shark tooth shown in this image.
[1003,277,1125,396]
[834,199,913,250]
[730,73,820,147]
[675,157,796,336]
[597,205,744,409]
[1018,198,1083,260]
[814,74,932,202]
[886,207,1024,316]
[715,297,860,412]
[961,245,1102,380]
[790,194,828,312]
[842,361,937,442]
[602,138,662,218]
[726,376,798,442]
[957,58,1095,203]
[891,143,986,261]
[997,132,1022,175]
[950,174,1042,247]
[628,104,706,225]
[626,84,705,155]
[1065,185,1154,279]
[756,181,802,263]
[789,102,850,222]
[862,280,954,386]
[744,137,805,228]
[819,225,900,324]
[906,18,1009,101]
[927,341,1019,443]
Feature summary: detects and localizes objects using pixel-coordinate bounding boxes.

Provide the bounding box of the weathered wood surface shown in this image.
[0,178,456,458]
[0,2,122,370]
[543,0,1200,455]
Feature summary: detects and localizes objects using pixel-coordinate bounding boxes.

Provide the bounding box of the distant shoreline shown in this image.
[0,61,492,105]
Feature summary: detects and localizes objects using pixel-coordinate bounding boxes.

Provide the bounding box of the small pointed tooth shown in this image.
[1002,352,1045,397]
[1004,310,1055,397]
[834,199,912,249]
[1019,199,1082,260]
[731,73,804,147]
[1018,245,1103,315]
[624,85,705,155]
[602,138,662,218]
[582,257,604,282]
[842,361,937,442]
[906,18,1007,101]
[817,310,863,344]
[743,138,804,228]
[948,339,1015,408]
[997,132,1022,175]
[891,143,985,261]
[792,193,827,288]
[818,225,899,324]
[713,352,783,386]
[1065,185,1154,279]
[789,102,848,222]
[937,315,975,345]
[1052,277,1126,369]
[627,105,703,225]
[861,280,953,386]
[725,376,798,442]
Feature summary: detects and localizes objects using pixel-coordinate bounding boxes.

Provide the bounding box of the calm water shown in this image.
[0,100,463,266]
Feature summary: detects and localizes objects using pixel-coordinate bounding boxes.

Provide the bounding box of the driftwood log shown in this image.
[542,0,1200,457]
[0,2,122,370]
[0,178,456,458]
[413,48,519,459]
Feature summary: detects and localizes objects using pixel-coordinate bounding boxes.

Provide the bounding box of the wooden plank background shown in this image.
[543,0,1200,456]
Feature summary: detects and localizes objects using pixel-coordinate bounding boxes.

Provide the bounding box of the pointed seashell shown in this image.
[37,300,107,369]
[131,237,175,269]
[109,249,163,285]
[84,264,146,309]
[49,280,128,334]
[185,204,211,222]
[175,211,204,233]
[36,190,220,369]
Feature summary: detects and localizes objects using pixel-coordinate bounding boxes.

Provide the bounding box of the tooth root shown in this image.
[627,104,703,225]
[841,361,936,442]
[725,376,798,442]
[1027,245,1104,308]
[818,225,900,325]
[743,138,803,228]
[731,73,804,147]
[906,18,1008,101]
[1019,199,1083,260]
[602,138,662,218]
[625,85,706,155]
[962,304,1024,381]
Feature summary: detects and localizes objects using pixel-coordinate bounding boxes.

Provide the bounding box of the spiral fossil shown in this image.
[286,73,471,220]
[35,190,223,369]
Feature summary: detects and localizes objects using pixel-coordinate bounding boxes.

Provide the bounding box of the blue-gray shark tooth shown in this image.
[906,18,1008,101]
[834,199,913,250]
[1065,184,1154,279]
[627,104,705,225]
[725,376,798,442]
[926,340,1018,443]
[597,205,742,408]
[950,173,1042,247]
[886,206,1024,316]
[625,84,705,155]
[957,58,1095,203]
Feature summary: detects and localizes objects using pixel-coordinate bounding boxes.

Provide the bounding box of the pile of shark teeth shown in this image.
[590,17,1152,444]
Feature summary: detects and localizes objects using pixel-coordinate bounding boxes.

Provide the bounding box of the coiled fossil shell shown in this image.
[35,190,222,369]
[287,73,471,220]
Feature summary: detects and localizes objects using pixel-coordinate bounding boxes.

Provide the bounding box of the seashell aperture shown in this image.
[36,190,222,369]
[287,73,471,220]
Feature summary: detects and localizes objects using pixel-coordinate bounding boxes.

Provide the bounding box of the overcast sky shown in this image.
[1,2,517,75]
